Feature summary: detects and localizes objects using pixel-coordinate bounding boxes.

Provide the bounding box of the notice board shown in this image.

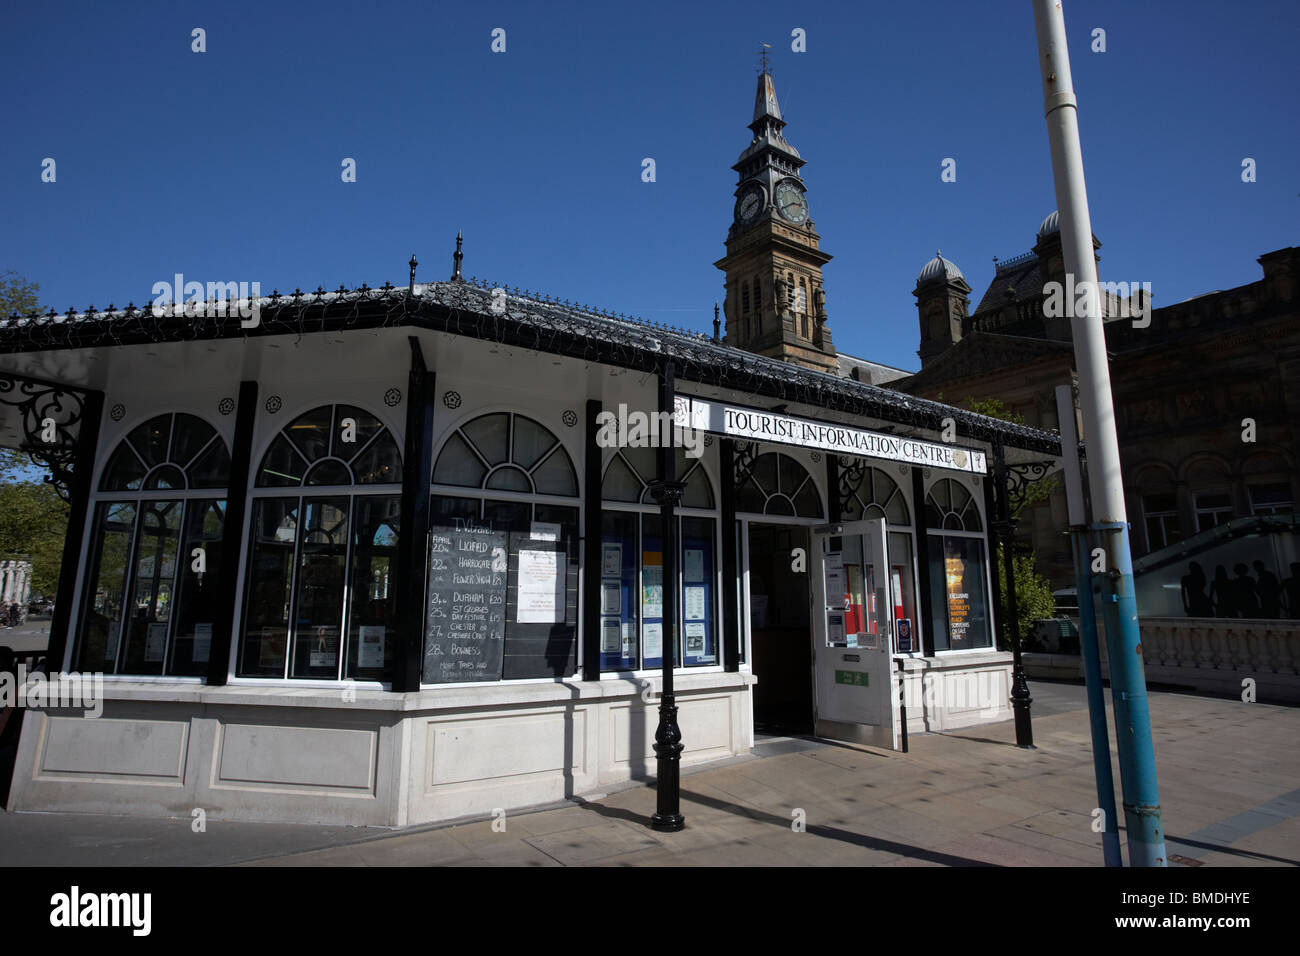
[423,520,508,683]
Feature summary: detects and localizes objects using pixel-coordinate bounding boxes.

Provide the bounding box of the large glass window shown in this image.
[1142,492,1182,552]
[1195,492,1234,532]
[239,405,401,680]
[428,413,580,682]
[1250,483,1293,516]
[76,414,230,676]
[925,478,992,651]
[601,449,719,670]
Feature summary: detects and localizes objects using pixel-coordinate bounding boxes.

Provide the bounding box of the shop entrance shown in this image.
[810,517,901,749]
[746,523,813,735]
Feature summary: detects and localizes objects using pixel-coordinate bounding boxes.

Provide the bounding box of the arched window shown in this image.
[78,414,231,676]
[601,446,720,672]
[840,464,910,524]
[433,412,577,501]
[256,404,401,487]
[924,477,991,651]
[736,451,823,518]
[429,412,581,682]
[602,446,713,508]
[926,478,983,531]
[240,404,402,681]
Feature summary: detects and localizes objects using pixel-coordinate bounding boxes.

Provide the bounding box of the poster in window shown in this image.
[601,618,622,653]
[642,561,663,619]
[357,625,386,668]
[684,621,706,654]
[643,621,663,659]
[945,542,971,646]
[602,544,622,576]
[309,625,339,668]
[621,623,635,660]
[192,623,212,663]
[683,585,706,622]
[601,581,622,615]
[684,548,705,583]
[145,622,168,662]
[518,549,565,624]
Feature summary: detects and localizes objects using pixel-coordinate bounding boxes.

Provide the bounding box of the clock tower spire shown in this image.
[715,60,836,373]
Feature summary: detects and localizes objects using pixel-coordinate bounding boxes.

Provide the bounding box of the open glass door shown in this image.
[811,517,901,749]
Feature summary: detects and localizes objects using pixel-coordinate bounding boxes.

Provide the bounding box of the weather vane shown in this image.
[757,43,771,73]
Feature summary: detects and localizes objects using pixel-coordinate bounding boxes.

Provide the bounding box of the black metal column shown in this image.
[719,438,739,673]
[207,380,258,685]
[993,442,1034,748]
[393,337,436,692]
[47,389,104,673]
[825,455,841,523]
[582,398,603,681]
[911,466,934,658]
[646,362,684,831]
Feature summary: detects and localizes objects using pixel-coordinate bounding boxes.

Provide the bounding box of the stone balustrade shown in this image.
[1024,616,1300,704]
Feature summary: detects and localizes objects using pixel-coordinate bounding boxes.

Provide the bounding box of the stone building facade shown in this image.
[892,216,1300,596]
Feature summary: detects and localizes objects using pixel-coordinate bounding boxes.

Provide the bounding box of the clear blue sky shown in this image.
[2,0,1296,372]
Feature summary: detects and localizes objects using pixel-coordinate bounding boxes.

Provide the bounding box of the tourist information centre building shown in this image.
[0,276,1060,825]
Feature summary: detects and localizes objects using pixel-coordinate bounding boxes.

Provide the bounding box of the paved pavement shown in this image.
[1,680,1297,867]
[0,614,51,656]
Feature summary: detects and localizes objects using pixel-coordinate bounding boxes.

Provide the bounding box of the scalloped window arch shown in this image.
[433,412,577,498]
[925,478,982,532]
[256,404,401,487]
[100,413,231,491]
[736,452,822,518]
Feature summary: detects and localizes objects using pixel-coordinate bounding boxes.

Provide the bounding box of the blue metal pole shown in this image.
[1071,526,1122,866]
[1094,521,1166,866]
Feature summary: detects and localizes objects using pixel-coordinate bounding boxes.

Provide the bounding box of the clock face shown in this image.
[775,182,808,224]
[735,187,764,224]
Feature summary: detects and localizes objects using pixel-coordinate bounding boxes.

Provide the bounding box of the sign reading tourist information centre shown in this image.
[675,396,988,474]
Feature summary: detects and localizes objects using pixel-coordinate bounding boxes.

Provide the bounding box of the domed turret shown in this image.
[917,250,964,284]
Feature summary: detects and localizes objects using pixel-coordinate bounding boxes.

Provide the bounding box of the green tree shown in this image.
[0,271,67,598]
[0,270,40,318]
[0,480,69,596]
[959,395,1058,645]
[995,544,1056,649]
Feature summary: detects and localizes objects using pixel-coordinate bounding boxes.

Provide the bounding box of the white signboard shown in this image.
[357,625,386,668]
[643,621,663,659]
[683,585,706,621]
[676,396,987,475]
[518,549,565,624]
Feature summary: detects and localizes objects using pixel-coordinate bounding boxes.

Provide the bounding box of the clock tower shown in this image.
[715,66,836,373]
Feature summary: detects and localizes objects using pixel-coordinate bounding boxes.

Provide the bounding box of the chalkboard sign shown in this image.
[423,518,508,683]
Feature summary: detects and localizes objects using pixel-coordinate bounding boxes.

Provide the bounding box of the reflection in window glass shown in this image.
[347,496,399,679]
[169,500,226,676]
[290,498,350,679]
[77,502,138,671]
[119,501,182,675]
[240,498,298,676]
